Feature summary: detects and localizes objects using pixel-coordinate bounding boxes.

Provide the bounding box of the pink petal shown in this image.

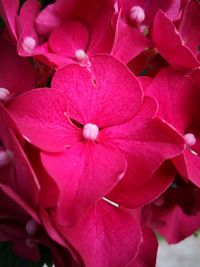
[174,150,200,188]
[49,20,89,58]
[52,55,143,127]
[18,0,41,55]
[0,36,35,98]
[103,112,184,207]
[54,0,78,17]
[107,160,176,208]
[111,11,151,63]
[41,142,127,226]
[127,227,158,267]
[87,5,115,54]
[0,0,19,40]
[24,143,59,208]
[146,68,200,133]
[39,208,81,262]
[157,205,200,244]
[178,0,200,57]
[35,4,62,36]
[152,10,199,71]
[0,104,40,208]
[8,89,82,152]
[56,200,142,267]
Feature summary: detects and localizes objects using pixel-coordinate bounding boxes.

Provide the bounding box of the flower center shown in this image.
[184,133,196,147]
[83,123,99,141]
[0,88,10,102]
[22,37,36,53]
[129,6,145,25]
[75,49,87,62]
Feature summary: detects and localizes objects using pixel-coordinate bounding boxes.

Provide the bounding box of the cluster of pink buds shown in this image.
[0,0,200,266]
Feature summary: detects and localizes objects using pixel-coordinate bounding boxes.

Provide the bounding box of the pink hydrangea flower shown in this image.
[8,55,184,226]
[146,68,200,187]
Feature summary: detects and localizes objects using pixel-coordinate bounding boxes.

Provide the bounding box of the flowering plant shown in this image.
[0,0,200,266]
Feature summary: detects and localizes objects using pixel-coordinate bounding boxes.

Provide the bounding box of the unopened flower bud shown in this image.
[184,133,196,146]
[0,88,10,102]
[25,219,38,236]
[129,6,145,25]
[22,37,36,53]
[0,150,12,167]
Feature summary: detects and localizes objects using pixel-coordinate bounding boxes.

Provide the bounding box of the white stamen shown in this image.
[0,150,12,167]
[102,197,119,208]
[189,149,198,156]
[25,238,37,248]
[83,123,99,141]
[184,133,196,146]
[0,88,10,102]
[25,219,38,236]
[22,37,36,53]
[129,6,145,25]
[75,49,86,61]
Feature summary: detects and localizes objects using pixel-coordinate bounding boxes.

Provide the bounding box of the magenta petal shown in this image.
[157,205,200,244]
[35,4,61,36]
[127,227,158,267]
[57,200,142,267]
[0,37,35,98]
[111,11,151,63]
[108,161,176,208]
[152,10,199,71]
[0,0,19,40]
[103,115,184,207]
[176,151,200,188]
[52,55,143,127]
[8,88,82,152]
[49,20,89,58]
[146,68,200,133]
[41,142,127,226]
[0,104,40,208]
[178,0,200,57]
[18,0,40,55]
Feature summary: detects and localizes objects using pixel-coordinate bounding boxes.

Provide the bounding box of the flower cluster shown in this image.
[0,0,200,266]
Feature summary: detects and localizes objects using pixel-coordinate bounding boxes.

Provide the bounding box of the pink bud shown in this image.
[0,88,10,102]
[184,133,196,146]
[25,219,38,236]
[129,6,145,25]
[0,150,12,167]
[22,37,36,53]
[83,123,99,141]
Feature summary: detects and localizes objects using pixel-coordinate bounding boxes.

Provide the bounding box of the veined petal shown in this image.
[8,88,82,152]
[41,142,127,226]
[56,200,142,267]
[52,55,143,127]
